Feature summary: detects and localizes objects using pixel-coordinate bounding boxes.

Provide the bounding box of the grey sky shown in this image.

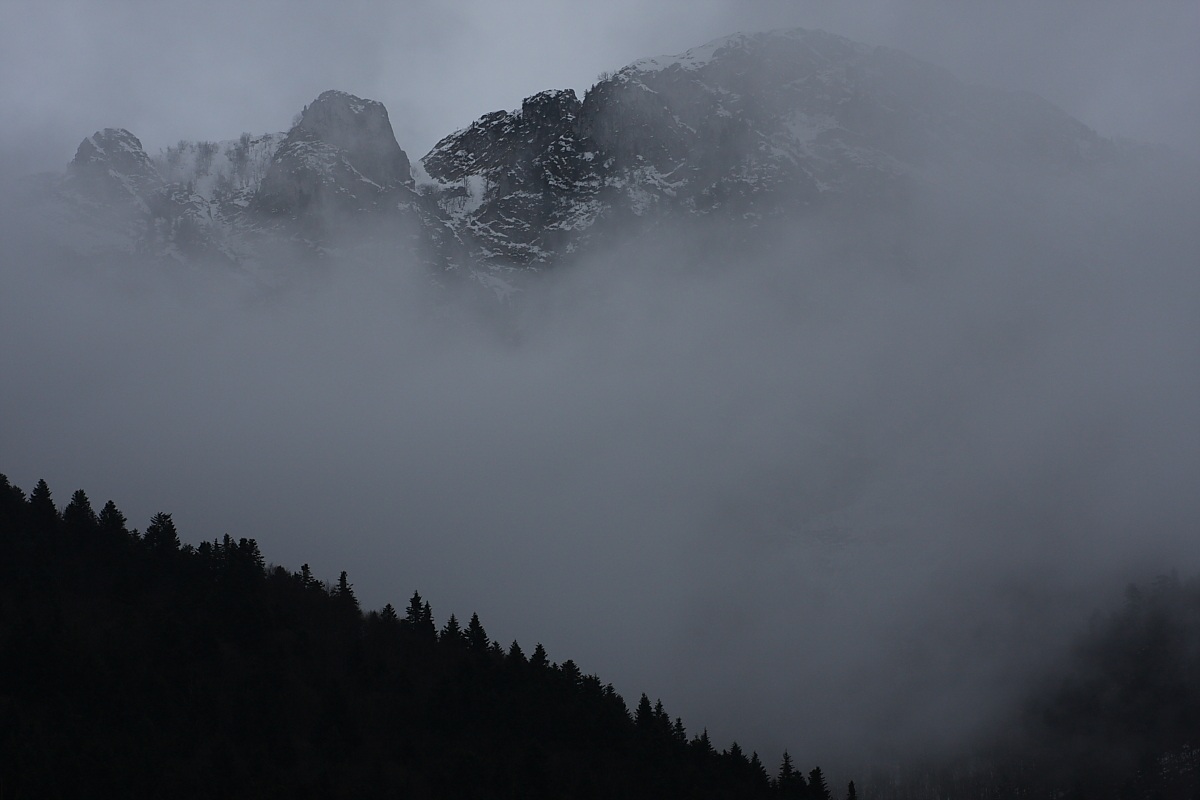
[2,1,1198,172]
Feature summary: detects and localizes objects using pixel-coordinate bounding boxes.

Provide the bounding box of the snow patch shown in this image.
[627,32,754,74]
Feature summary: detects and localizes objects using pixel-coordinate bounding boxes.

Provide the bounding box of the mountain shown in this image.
[420,29,1112,267]
[16,28,1165,286]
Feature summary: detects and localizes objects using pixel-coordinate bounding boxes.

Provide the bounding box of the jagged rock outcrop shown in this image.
[294,90,412,187]
[256,90,414,218]
[419,28,1117,268]
[37,28,1154,282]
[422,89,603,264]
[67,128,163,206]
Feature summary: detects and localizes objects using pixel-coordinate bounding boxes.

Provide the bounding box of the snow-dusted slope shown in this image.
[69,128,164,207]
[256,90,416,218]
[37,90,455,274]
[152,132,285,202]
[420,27,1115,268]
[36,27,1138,279]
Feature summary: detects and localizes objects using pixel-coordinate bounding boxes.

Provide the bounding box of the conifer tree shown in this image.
[0,474,25,532]
[750,751,769,782]
[62,489,98,535]
[143,512,179,554]
[777,751,808,796]
[808,766,831,800]
[440,613,464,645]
[28,478,58,534]
[778,750,796,783]
[635,693,655,730]
[530,642,549,670]
[465,612,489,653]
[237,538,264,573]
[404,591,436,642]
[98,500,129,539]
[653,699,672,738]
[559,658,582,686]
[333,571,359,611]
[299,563,321,590]
[405,591,424,624]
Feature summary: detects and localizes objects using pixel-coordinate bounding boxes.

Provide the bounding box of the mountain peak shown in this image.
[293,89,412,188]
[622,27,865,76]
[68,128,161,202]
[43,29,1137,277]
[73,128,148,161]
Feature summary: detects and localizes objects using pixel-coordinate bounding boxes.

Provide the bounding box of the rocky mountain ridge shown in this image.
[29,28,1139,286]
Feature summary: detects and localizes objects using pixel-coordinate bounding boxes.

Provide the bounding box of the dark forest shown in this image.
[2,475,1196,798]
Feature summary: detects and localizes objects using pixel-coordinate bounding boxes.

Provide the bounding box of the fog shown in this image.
[3,130,1198,772]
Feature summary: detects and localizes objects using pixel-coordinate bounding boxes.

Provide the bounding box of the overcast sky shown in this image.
[2,0,1198,172]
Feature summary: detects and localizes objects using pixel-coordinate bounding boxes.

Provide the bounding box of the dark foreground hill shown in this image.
[3,475,1198,799]
[0,475,838,799]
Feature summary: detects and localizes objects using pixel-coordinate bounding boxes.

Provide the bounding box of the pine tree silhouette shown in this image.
[143,512,179,554]
[440,613,464,646]
[98,500,129,539]
[62,489,98,535]
[808,766,831,800]
[530,642,549,670]
[333,570,359,612]
[465,612,489,653]
[28,478,58,534]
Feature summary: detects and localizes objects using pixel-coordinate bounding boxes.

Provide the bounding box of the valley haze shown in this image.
[2,5,1199,774]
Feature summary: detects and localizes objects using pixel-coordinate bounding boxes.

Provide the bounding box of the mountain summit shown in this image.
[68,128,163,206]
[256,90,415,218]
[27,28,1155,284]
[295,90,412,188]
[419,28,1112,266]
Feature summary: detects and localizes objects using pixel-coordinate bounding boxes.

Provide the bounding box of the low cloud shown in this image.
[3,151,1197,769]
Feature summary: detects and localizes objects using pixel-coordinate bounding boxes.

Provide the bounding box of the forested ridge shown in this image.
[2,474,1197,799]
[0,475,844,799]
[861,571,1200,800]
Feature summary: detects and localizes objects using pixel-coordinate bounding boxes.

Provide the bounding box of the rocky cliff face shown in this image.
[256,90,416,219]
[68,128,163,206]
[421,89,603,265]
[294,90,412,188]
[417,28,1114,270]
[38,28,1136,282]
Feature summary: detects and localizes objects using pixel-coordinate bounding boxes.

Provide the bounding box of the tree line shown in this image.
[5,473,1194,798]
[0,475,852,799]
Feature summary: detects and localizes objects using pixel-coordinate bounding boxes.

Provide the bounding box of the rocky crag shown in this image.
[28,28,1146,288]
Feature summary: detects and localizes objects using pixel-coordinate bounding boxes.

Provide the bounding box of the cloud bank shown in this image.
[2,145,1197,767]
